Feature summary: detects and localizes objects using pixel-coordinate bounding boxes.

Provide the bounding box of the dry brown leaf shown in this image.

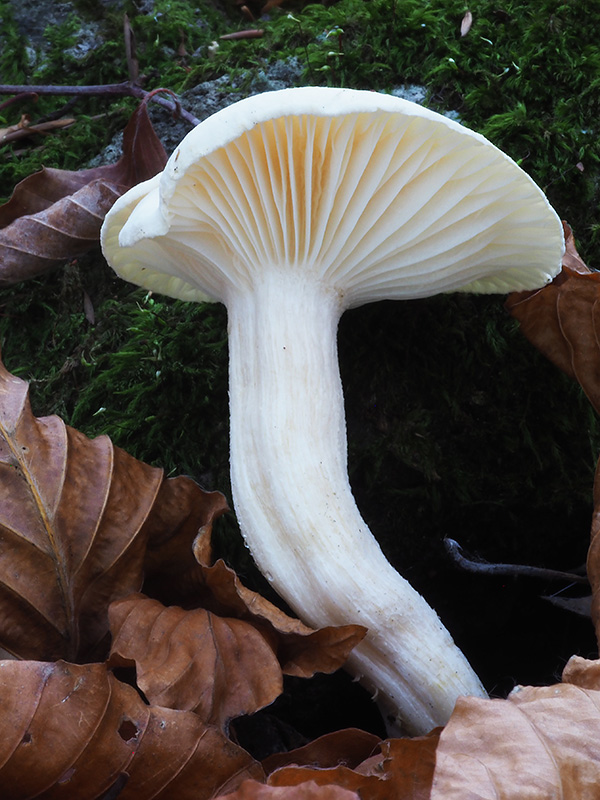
[222,780,359,799]
[505,222,600,409]
[267,731,438,800]
[142,474,228,605]
[562,653,600,689]
[194,558,367,679]
[430,676,600,799]
[262,728,381,775]
[0,357,166,661]
[268,765,379,798]
[108,592,284,729]
[0,96,167,285]
[0,659,262,799]
[266,663,600,799]
[0,358,223,663]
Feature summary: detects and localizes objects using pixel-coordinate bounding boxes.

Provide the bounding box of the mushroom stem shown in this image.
[226,270,486,735]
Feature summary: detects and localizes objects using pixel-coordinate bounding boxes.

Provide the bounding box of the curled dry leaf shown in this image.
[267,732,438,800]
[262,728,381,775]
[0,358,224,664]
[108,592,285,729]
[194,558,367,679]
[0,356,165,661]
[221,780,359,799]
[137,475,365,678]
[269,662,600,800]
[0,659,262,799]
[142,474,228,605]
[430,667,600,799]
[505,222,600,410]
[0,96,167,285]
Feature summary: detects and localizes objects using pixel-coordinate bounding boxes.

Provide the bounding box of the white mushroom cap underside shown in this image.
[101,86,564,306]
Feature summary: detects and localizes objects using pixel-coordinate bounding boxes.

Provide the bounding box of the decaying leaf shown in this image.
[267,731,438,800]
[505,222,600,411]
[0,96,167,285]
[142,474,228,605]
[267,661,600,800]
[429,660,600,799]
[222,781,360,799]
[0,659,262,799]
[108,593,285,729]
[0,356,225,663]
[262,728,381,775]
[193,558,367,679]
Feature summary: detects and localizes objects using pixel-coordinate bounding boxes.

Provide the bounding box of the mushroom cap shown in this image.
[101,86,564,307]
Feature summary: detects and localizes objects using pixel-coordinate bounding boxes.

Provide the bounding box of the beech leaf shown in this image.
[430,668,600,799]
[262,728,381,776]
[142,474,229,606]
[0,356,186,662]
[222,780,360,799]
[0,659,262,799]
[505,222,600,411]
[0,96,167,285]
[267,732,438,800]
[193,558,367,679]
[108,592,285,729]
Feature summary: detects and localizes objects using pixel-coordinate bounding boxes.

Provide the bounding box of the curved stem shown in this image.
[226,270,485,735]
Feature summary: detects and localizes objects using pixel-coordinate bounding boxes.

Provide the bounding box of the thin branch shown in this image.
[0,82,201,127]
[444,537,589,584]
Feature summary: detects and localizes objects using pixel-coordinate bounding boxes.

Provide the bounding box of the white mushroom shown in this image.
[100,87,564,735]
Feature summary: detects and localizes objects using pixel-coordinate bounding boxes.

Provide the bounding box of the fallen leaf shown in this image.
[506,222,600,412]
[262,728,381,775]
[0,96,167,285]
[194,558,367,679]
[142,474,228,605]
[430,675,600,799]
[267,732,438,800]
[0,356,197,662]
[108,593,285,729]
[0,659,262,799]
[222,780,359,799]
[268,765,378,798]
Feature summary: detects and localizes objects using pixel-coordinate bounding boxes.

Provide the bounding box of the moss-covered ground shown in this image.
[1,0,599,735]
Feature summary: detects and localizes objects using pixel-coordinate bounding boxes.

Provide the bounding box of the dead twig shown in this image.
[444,537,589,584]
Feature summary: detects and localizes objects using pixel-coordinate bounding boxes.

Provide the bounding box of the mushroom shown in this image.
[100,87,564,735]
